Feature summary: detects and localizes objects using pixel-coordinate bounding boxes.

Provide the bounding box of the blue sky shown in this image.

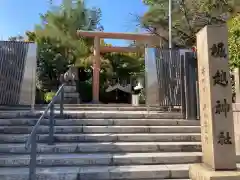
[0,0,148,46]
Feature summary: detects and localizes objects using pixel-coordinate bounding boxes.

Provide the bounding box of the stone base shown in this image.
[189,164,240,180]
[90,100,102,104]
[64,97,80,104]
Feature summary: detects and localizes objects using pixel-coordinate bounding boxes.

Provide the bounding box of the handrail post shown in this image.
[60,87,64,117]
[29,132,37,180]
[26,84,65,180]
[49,103,55,145]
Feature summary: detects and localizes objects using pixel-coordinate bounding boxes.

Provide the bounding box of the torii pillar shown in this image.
[93,36,100,103]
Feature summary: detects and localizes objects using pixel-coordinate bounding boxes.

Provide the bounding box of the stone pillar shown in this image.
[92,36,100,103]
[189,25,240,179]
[19,43,37,106]
[234,68,240,102]
[233,68,240,155]
[144,47,160,106]
[233,103,240,155]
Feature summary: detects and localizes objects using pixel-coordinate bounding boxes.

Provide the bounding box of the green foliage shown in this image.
[142,0,154,6]
[142,0,240,47]
[24,0,145,103]
[8,35,24,41]
[35,0,102,65]
[25,0,102,91]
[77,81,92,102]
[25,31,36,42]
[103,53,144,79]
[228,14,240,68]
[44,91,56,103]
[36,37,69,90]
[35,88,46,104]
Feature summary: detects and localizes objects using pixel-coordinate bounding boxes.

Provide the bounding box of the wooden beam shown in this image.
[77,30,157,40]
[100,46,140,53]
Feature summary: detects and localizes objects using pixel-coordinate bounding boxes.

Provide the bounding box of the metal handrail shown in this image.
[25,84,65,180]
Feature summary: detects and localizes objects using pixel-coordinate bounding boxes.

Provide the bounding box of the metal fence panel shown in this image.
[145,48,198,119]
[183,52,198,119]
[155,49,182,107]
[0,41,28,105]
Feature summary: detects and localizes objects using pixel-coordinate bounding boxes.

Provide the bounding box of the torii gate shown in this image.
[77,30,159,103]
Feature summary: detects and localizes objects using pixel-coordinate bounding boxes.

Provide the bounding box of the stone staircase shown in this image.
[0,105,202,180]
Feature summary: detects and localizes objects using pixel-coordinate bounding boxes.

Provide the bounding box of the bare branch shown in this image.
[178,0,195,34]
[129,13,168,40]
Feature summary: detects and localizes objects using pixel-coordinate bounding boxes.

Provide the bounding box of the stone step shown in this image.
[0,164,191,180]
[0,111,182,119]
[0,103,178,107]
[0,118,200,126]
[0,106,179,111]
[0,142,201,154]
[0,126,201,134]
[0,152,202,167]
[64,93,79,98]
[0,133,201,143]
[50,111,183,119]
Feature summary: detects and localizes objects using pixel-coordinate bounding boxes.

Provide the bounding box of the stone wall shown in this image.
[233,104,240,155]
[0,41,37,105]
[144,48,160,106]
[233,68,240,154]
[144,48,197,113]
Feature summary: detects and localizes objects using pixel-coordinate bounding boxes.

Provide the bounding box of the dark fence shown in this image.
[0,41,29,105]
[145,48,199,119]
[155,49,182,107]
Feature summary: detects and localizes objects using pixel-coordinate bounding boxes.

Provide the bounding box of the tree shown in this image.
[27,0,103,91]
[8,35,24,41]
[35,0,102,66]
[141,0,240,47]
[36,38,70,90]
[228,14,240,68]
[103,53,144,79]
[25,0,146,103]
[25,31,36,42]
